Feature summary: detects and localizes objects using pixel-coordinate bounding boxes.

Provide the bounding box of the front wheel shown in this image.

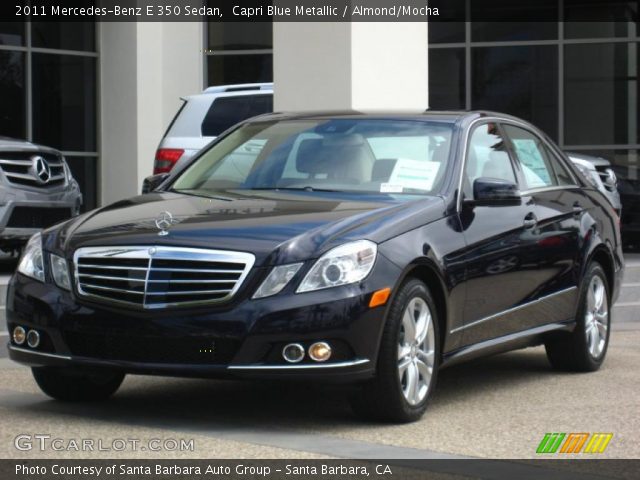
[350,279,440,422]
[32,367,125,401]
[545,262,611,372]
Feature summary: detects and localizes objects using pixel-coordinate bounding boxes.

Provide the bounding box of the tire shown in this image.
[32,367,125,401]
[545,262,611,372]
[350,278,440,423]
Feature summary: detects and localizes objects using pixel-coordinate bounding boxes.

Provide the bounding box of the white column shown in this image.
[99,21,203,206]
[274,22,428,112]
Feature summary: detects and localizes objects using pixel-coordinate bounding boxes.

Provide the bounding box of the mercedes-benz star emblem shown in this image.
[31,155,51,185]
[154,211,174,236]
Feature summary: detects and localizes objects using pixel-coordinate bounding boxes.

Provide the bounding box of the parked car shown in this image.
[153,83,273,175]
[8,112,623,422]
[567,152,621,214]
[0,137,82,253]
[611,165,640,249]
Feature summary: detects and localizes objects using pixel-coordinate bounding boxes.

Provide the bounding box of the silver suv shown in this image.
[0,137,82,252]
[567,152,621,214]
[153,83,273,175]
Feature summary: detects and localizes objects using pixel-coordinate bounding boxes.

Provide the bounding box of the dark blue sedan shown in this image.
[7,111,624,422]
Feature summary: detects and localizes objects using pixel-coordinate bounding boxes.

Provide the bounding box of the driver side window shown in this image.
[464,123,516,200]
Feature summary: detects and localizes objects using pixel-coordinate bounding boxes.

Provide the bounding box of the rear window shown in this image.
[201,94,273,137]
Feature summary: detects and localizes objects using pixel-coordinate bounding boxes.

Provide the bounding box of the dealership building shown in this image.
[0,1,638,217]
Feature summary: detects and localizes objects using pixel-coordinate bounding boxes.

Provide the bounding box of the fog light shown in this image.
[12,326,26,345]
[309,342,332,362]
[282,343,305,363]
[26,330,40,349]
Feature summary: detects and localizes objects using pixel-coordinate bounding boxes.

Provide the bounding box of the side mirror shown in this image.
[470,177,521,205]
[141,173,169,194]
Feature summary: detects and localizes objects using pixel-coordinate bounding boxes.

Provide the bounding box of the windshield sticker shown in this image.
[380,183,405,193]
[511,139,551,186]
[388,159,441,191]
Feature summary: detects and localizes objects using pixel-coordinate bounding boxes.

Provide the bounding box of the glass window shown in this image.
[429,48,466,110]
[472,46,558,140]
[503,125,567,189]
[552,158,575,186]
[207,54,273,86]
[565,1,639,38]
[31,22,96,52]
[565,42,639,146]
[173,119,454,196]
[202,94,273,137]
[465,123,515,198]
[0,51,25,139]
[0,22,25,46]
[428,0,465,44]
[471,1,557,42]
[65,156,97,212]
[31,53,97,151]
[207,22,272,50]
[0,21,98,209]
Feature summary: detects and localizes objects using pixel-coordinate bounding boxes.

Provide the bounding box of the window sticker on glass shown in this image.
[387,159,441,192]
[511,139,551,186]
[521,164,548,189]
[380,183,405,193]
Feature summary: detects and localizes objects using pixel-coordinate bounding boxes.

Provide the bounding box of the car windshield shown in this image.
[171,118,454,195]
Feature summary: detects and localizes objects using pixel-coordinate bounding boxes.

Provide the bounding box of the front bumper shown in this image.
[0,183,82,244]
[6,255,400,381]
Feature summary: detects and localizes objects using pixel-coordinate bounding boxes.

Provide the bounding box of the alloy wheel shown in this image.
[397,297,435,406]
[585,275,608,358]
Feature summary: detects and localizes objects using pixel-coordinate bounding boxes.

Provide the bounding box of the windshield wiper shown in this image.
[170,188,233,201]
[246,186,341,193]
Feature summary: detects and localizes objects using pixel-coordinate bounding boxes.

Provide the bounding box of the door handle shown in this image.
[523,212,537,229]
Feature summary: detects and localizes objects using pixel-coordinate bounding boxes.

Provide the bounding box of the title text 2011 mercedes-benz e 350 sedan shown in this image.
[7,112,623,422]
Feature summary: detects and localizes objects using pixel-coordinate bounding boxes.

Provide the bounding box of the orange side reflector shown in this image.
[369,287,391,308]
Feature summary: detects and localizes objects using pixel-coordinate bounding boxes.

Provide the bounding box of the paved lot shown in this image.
[0,255,638,464]
[0,328,638,461]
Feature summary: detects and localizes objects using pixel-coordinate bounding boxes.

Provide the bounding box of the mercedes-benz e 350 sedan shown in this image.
[7,112,623,422]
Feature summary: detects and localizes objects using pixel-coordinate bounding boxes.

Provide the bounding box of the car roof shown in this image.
[246,110,528,125]
[183,84,273,103]
[201,83,273,95]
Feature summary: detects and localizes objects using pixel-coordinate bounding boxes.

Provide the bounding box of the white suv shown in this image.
[153,83,273,174]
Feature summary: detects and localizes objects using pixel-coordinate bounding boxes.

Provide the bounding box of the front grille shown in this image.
[7,206,72,229]
[74,246,255,309]
[63,331,240,364]
[593,165,622,194]
[0,151,66,188]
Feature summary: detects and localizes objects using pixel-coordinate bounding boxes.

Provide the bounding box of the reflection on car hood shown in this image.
[48,190,445,265]
[0,135,60,153]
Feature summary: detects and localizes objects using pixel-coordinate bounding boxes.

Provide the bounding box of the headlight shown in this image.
[50,254,71,291]
[574,163,600,188]
[297,240,377,293]
[253,263,302,299]
[603,168,617,188]
[62,157,73,183]
[17,233,45,282]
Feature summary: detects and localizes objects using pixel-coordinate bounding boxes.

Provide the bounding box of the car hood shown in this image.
[0,136,61,154]
[47,190,445,265]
